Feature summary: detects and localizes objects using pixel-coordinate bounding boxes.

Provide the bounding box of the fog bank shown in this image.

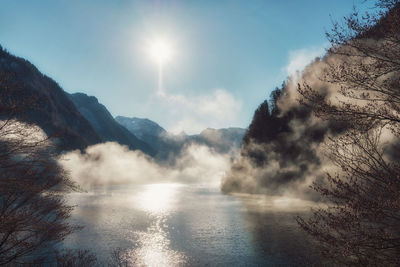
[59,142,233,189]
[221,55,353,200]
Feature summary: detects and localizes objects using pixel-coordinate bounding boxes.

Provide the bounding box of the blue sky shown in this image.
[0,0,364,133]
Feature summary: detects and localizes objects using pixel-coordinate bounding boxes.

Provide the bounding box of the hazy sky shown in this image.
[0,0,362,134]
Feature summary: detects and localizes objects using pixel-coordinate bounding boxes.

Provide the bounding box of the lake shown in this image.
[63,183,321,266]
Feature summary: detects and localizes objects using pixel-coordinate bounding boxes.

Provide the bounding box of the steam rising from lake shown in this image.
[221,54,359,199]
[59,142,233,188]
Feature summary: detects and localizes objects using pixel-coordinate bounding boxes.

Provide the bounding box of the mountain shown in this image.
[68,93,155,155]
[115,116,166,143]
[115,116,184,160]
[0,45,243,156]
[0,46,153,155]
[0,46,102,151]
[115,116,246,160]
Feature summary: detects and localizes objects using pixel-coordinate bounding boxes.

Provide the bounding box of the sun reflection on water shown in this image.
[127,183,187,266]
[136,183,179,214]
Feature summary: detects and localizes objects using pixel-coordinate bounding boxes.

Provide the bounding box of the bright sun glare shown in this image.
[149,39,173,65]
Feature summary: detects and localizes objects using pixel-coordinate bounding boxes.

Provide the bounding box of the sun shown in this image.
[149,39,173,65]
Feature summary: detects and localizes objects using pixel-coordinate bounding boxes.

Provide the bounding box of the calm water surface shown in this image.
[63,184,321,266]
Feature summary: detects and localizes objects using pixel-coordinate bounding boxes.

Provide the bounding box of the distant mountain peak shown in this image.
[115,116,166,139]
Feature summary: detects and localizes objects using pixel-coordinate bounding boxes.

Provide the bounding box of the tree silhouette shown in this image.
[297,1,400,265]
[0,70,91,265]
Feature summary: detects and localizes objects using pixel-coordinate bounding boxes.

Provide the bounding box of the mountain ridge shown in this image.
[0,44,245,158]
[68,93,155,155]
[0,45,102,151]
[115,116,246,160]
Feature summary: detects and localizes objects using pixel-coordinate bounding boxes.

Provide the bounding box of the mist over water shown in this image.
[58,140,322,266]
[58,142,232,188]
[63,184,320,266]
[220,55,356,199]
